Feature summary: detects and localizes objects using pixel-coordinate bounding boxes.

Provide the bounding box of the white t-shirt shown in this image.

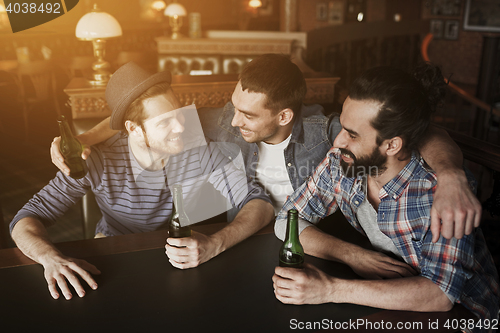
[256,135,294,215]
[356,177,402,260]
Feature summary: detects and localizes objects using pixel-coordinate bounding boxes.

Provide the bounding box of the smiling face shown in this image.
[140,93,185,156]
[333,97,387,177]
[230,81,286,145]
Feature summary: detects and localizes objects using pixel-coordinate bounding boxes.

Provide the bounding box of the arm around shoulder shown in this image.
[420,126,482,241]
[51,117,117,175]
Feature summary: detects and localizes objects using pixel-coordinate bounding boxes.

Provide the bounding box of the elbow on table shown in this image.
[438,299,454,312]
[429,295,454,312]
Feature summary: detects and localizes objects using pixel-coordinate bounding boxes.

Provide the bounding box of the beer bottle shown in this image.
[57,115,88,179]
[279,209,304,268]
[168,184,192,238]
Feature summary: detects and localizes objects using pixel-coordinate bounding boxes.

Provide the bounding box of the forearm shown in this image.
[334,276,453,312]
[299,225,367,264]
[76,117,117,146]
[11,217,63,265]
[419,126,463,175]
[211,199,274,254]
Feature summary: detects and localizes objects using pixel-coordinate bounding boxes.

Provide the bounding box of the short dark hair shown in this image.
[239,54,307,116]
[349,63,447,154]
[122,81,172,130]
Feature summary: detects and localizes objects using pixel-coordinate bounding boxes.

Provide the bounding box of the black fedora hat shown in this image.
[106,61,172,130]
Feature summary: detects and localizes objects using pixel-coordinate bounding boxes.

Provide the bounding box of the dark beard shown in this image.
[339,146,387,178]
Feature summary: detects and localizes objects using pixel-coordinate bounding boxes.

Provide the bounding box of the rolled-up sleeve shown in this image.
[418,224,475,304]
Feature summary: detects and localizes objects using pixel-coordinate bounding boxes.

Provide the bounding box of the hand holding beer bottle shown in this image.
[278,209,305,268]
[57,116,88,179]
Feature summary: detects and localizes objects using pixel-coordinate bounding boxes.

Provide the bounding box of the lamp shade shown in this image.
[76,9,122,40]
[164,3,187,17]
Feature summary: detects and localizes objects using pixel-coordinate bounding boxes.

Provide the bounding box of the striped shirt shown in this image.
[11,133,270,236]
[275,148,499,324]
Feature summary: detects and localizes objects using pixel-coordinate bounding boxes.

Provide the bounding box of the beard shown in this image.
[339,146,387,178]
[141,129,185,168]
[147,136,184,158]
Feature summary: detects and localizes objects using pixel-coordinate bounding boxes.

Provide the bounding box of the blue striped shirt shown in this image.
[11,133,270,236]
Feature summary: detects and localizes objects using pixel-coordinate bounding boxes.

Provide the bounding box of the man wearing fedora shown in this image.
[10,62,274,300]
[52,54,481,279]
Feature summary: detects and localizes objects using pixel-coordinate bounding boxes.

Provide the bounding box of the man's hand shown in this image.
[40,254,100,300]
[50,136,91,176]
[430,170,482,242]
[273,263,337,305]
[347,249,417,279]
[165,231,221,269]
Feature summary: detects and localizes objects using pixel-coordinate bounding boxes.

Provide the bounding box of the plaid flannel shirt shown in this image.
[276,148,499,324]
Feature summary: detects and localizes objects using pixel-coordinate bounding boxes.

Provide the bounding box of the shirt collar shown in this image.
[380,152,421,201]
[290,106,305,145]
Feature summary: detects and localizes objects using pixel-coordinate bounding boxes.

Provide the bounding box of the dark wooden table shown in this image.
[0,223,472,332]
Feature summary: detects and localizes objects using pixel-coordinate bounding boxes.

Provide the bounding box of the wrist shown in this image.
[208,233,225,257]
[327,276,343,303]
[438,168,467,183]
[37,249,63,266]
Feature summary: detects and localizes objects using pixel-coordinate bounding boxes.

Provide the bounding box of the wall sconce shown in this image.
[75,4,122,85]
[152,0,167,11]
[164,2,187,39]
[151,0,166,22]
[248,0,262,8]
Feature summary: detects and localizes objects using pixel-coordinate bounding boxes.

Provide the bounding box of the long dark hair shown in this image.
[349,63,447,154]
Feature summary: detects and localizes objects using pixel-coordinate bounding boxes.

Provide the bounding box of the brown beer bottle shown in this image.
[168,184,192,238]
[57,115,88,179]
[279,209,304,268]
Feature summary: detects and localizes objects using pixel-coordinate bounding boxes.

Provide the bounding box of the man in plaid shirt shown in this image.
[273,64,499,326]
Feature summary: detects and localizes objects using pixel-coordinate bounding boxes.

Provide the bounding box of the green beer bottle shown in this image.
[168,184,192,238]
[279,209,304,268]
[57,115,88,179]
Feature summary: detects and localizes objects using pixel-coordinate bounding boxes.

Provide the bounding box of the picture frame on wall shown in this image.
[316,2,328,21]
[444,20,460,40]
[463,0,500,32]
[328,1,344,25]
[431,0,462,17]
[430,19,444,39]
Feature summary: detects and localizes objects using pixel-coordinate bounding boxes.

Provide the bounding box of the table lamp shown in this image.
[75,4,122,85]
[164,2,187,39]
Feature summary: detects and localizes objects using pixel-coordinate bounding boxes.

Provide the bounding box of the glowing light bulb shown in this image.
[152,1,166,11]
[249,0,262,8]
